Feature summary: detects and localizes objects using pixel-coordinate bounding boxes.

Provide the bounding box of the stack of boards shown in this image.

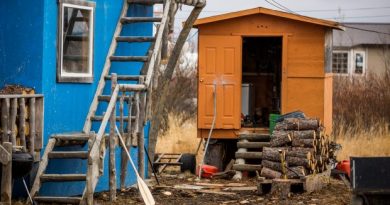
[260,118,336,179]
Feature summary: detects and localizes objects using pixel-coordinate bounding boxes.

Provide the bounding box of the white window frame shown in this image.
[352,50,366,75]
[332,50,350,75]
[57,0,95,83]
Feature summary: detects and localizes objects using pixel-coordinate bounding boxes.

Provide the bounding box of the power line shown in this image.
[341,25,390,35]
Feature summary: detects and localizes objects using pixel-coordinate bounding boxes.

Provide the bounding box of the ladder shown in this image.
[29,0,205,204]
[30,0,167,204]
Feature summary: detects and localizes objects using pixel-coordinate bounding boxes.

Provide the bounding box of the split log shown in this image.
[291,147,316,154]
[287,166,306,179]
[286,150,312,160]
[270,131,292,147]
[292,130,316,139]
[274,118,320,131]
[260,167,281,179]
[261,160,287,172]
[271,179,291,199]
[286,156,311,168]
[292,138,316,148]
[262,147,289,162]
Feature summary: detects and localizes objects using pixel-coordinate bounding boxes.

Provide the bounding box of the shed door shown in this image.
[198,35,242,129]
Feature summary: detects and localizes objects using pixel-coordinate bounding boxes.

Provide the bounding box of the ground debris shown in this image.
[96,176,351,205]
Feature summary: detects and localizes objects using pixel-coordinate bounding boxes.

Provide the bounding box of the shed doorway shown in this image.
[241,37,282,128]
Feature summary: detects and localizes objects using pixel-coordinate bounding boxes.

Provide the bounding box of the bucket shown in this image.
[269,113,281,134]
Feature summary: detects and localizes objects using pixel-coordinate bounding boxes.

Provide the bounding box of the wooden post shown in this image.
[1,98,10,143]
[1,142,12,204]
[119,93,126,190]
[138,77,145,179]
[86,133,96,205]
[109,73,117,201]
[10,98,17,147]
[121,97,133,189]
[19,98,27,152]
[29,98,36,160]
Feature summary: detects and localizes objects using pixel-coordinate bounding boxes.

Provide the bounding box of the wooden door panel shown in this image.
[198,35,242,129]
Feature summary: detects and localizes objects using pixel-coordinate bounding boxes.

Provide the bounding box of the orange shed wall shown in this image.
[198,14,333,137]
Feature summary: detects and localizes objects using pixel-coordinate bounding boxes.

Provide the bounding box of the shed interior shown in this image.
[241,37,282,128]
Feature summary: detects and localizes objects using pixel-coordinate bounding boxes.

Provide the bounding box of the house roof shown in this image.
[193,7,343,30]
[333,23,390,48]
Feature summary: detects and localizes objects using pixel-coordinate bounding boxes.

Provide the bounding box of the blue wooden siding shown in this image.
[0,0,152,196]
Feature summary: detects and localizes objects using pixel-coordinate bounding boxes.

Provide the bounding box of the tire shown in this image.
[180,153,196,174]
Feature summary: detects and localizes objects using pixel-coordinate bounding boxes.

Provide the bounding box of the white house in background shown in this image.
[332,23,390,76]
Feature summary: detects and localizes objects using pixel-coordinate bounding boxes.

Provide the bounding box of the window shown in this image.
[354,51,365,74]
[57,0,95,83]
[332,51,349,74]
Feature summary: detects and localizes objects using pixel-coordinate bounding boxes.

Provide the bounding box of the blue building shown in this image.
[0,0,160,202]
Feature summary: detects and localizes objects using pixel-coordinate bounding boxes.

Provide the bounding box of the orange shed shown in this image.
[195,7,343,139]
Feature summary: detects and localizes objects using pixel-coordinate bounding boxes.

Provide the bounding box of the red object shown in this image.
[196,165,219,178]
[336,160,351,178]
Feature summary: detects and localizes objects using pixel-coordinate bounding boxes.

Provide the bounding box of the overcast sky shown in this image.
[175,0,390,27]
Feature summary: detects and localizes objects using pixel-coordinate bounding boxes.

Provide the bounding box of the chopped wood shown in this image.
[274,118,320,131]
[232,164,262,171]
[286,150,312,160]
[292,138,316,148]
[292,130,316,139]
[286,166,306,179]
[260,167,281,179]
[194,183,225,187]
[223,186,257,191]
[270,131,292,147]
[262,147,289,162]
[173,184,203,190]
[261,160,287,172]
[286,156,311,168]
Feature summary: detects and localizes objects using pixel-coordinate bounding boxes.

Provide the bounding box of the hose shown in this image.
[198,84,217,179]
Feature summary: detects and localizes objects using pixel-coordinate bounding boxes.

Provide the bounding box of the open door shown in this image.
[198,35,242,129]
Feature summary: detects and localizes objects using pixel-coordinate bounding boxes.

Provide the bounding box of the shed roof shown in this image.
[194,7,343,30]
[333,23,390,47]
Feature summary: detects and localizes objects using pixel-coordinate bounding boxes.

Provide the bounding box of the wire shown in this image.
[342,25,390,36]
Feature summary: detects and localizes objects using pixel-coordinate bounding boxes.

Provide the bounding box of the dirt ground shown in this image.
[96,173,351,205]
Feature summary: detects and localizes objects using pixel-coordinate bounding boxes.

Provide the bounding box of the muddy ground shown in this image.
[96,173,351,205]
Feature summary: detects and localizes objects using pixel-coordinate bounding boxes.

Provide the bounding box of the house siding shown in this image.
[0,0,152,196]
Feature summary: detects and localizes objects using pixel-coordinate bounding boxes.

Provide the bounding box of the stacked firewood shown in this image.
[260,118,332,179]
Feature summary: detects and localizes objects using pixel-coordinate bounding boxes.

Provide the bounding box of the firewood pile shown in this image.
[260,118,336,179]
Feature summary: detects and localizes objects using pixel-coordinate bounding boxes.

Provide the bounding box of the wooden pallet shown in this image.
[154,153,183,174]
[257,167,331,197]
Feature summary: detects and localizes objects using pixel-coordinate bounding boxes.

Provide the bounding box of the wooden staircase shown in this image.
[30,0,167,204]
[233,133,271,178]
[29,0,206,204]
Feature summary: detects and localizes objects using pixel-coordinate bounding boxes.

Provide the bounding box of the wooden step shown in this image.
[66,35,89,41]
[63,55,88,61]
[239,133,271,141]
[105,74,144,81]
[48,151,88,159]
[110,56,148,62]
[116,36,155,43]
[98,95,133,102]
[121,17,162,24]
[40,174,87,182]
[232,164,263,171]
[153,162,182,165]
[34,196,82,204]
[235,152,263,159]
[52,133,90,141]
[237,142,270,149]
[91,116,135,121]
[127,0,164,5]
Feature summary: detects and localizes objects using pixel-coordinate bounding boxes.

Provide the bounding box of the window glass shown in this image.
[332,52,349,74]
[58,1,95,83]
[355,53,364,74]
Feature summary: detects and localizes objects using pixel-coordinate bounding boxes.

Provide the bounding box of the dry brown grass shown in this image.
[155,114,202,162]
